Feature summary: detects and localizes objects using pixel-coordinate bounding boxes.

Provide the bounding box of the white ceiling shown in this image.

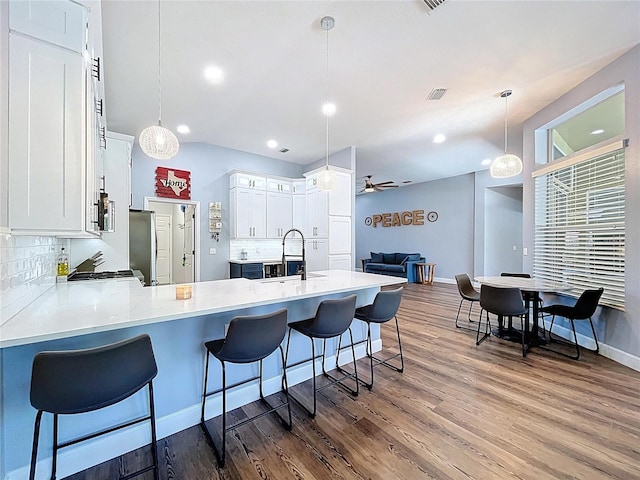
[101,0,640,187]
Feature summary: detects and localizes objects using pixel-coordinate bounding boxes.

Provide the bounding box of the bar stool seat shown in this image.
[284,295,358,418]
[201,308,291,467]
[29,334,159,480]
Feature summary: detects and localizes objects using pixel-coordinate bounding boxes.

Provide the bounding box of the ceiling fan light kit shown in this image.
[490,89,522,178]
[139,0,179,160]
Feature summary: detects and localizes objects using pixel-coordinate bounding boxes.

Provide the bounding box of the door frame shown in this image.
[144,197,201,282]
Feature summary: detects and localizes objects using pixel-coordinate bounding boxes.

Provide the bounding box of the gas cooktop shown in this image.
[67,270,135,281]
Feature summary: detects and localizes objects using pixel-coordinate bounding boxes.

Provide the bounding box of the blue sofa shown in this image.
[363,252,425,283]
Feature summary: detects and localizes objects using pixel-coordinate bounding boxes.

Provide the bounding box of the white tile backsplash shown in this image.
[230,238,304,261]
[0,234,62,324]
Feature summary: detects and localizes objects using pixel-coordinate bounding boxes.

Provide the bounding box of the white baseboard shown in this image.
[545,323,640,372]
[5,339,380,480]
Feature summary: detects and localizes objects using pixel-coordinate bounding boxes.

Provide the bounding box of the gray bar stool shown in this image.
[344,286,404,390]
[200,308,291,467]
[284,295,358,418]
[29,334,159,480]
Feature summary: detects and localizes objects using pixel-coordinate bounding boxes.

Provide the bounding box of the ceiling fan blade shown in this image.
[359,188,366,193]
[373,185,383,192]
[380,184,398,188]
[374,181,395,186]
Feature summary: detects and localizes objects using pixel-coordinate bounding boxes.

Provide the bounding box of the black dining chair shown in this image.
[343,287,404,390]
[479,284,528,356]
[284,295,358,418]
[454,273,481,329]
[201,308,291,467]
[540,287,604,360]
[29,334,159,480]
[499,272,545,334]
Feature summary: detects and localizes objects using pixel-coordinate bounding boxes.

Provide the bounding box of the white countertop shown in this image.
[0,270,406,348]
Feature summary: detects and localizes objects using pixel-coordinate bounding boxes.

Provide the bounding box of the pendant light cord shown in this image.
[157,0,162,125]
[325,23,330,168]
[503,94,508,154]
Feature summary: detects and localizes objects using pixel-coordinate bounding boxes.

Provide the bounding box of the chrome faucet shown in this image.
[282,228,306,280]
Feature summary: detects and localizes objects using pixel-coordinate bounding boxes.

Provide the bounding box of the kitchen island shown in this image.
[0,270,405,479]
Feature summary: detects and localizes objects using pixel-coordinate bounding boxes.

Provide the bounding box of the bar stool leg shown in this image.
[52,413,59,479]
[278,345,293,430]
[148,381,159,480]
[29,410,43,480]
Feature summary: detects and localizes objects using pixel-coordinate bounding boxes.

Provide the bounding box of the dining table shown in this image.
[475,276,566,354]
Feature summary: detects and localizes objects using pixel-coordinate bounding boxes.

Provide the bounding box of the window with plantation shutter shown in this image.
[533,143,625,309]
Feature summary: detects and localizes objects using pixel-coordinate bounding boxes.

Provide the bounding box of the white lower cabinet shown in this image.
[8,33,91,235]
[306,239,328,272]
[230,188,266,238]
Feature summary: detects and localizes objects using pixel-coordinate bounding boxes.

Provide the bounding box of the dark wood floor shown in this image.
[66,282,640,480]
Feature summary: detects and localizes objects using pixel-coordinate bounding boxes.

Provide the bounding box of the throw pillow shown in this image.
[370,252,383,263]
[382,253,395,264]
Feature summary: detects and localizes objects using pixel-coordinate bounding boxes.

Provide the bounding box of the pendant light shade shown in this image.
[139,123,180,160]
[139,0,179,160]
[317,15,336,191]
[490,90,522,178]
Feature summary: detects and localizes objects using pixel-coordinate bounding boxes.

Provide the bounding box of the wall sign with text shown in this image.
[155,167,191,199]
[364,209,438,228]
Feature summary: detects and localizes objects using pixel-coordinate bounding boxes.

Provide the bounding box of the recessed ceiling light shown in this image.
[267,139,278,149]
[322,102,336,116]
[204,66,224,84]
[433,133,446,143]
[590,129,605,135]
[481,158,492,166]
[176,125,190,134]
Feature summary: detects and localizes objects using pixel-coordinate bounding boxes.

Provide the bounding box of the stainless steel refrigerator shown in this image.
[129,209,157,286]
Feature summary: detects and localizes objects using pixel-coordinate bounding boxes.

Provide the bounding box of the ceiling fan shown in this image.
[360,175,399,193]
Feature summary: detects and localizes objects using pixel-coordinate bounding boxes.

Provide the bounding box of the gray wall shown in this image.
[484,186,523,276]
[130,142,305,281]
[522,45,640,361]
[355,174,475,279]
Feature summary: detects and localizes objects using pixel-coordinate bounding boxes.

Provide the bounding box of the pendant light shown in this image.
[139,0,179,160]
[490,90,522,178]
[316,16,337,191]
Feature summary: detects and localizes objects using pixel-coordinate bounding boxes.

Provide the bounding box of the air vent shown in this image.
[423,0,448,12]
[279,148,289,153]
[427,88,448,100]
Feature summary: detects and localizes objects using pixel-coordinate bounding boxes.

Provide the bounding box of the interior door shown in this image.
[183,204,195,282]
[155,213,172,285]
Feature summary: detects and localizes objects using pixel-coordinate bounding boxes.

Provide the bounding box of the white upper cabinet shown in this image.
[9,0,86,52]
[306,187,328,238]
[8,33,86,233]
[8,0,106,236]
[230,188,266,239]
[266,192,292,239]
[328,172,352,216]
[292,179,306,194]
[266,177,291,193]
[230,172,266,190]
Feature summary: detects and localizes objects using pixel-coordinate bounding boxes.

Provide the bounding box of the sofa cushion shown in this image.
[370,252,383,263]
[382,253,396,264]
[395,253,410,264]
[380,264,405,273]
